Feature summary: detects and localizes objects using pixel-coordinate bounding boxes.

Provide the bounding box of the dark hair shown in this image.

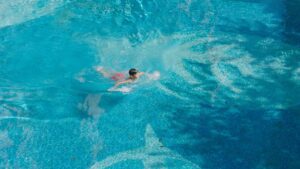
[129,68,138,76]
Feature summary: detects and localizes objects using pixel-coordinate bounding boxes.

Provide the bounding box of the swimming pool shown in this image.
[1,0,300,169]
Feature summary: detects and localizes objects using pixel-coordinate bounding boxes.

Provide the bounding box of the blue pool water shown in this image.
[1,0,300,169]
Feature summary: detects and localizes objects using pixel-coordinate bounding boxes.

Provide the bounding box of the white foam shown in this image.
[83,33,207,87]
[108,86,132,93]
[263,55,290,75]
[146,71,160,80]
[292,67,300,85]
[0,0,67,28]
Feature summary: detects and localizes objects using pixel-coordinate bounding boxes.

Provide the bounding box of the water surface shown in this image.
[0,0,300,169]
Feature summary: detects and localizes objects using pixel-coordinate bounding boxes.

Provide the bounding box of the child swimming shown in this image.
[96,66,144,91]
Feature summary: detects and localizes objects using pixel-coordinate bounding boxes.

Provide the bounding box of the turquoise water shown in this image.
[0,0,300,169]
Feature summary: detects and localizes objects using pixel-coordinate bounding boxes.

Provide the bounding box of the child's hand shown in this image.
[95,66,103,72]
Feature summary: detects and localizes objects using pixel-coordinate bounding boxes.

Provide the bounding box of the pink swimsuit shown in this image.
[111,73,125,81]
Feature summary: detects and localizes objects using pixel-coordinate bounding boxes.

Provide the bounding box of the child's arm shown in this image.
[108,79,132,91]
[115,80,132,88]
[137,72,144,77]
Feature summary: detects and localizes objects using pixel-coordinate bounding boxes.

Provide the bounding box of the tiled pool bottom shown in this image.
[1,0,300,169]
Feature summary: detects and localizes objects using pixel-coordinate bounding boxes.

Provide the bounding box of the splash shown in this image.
[84,30,297,109]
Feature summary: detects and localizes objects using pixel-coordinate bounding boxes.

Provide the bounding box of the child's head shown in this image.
[129,68,138,79]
